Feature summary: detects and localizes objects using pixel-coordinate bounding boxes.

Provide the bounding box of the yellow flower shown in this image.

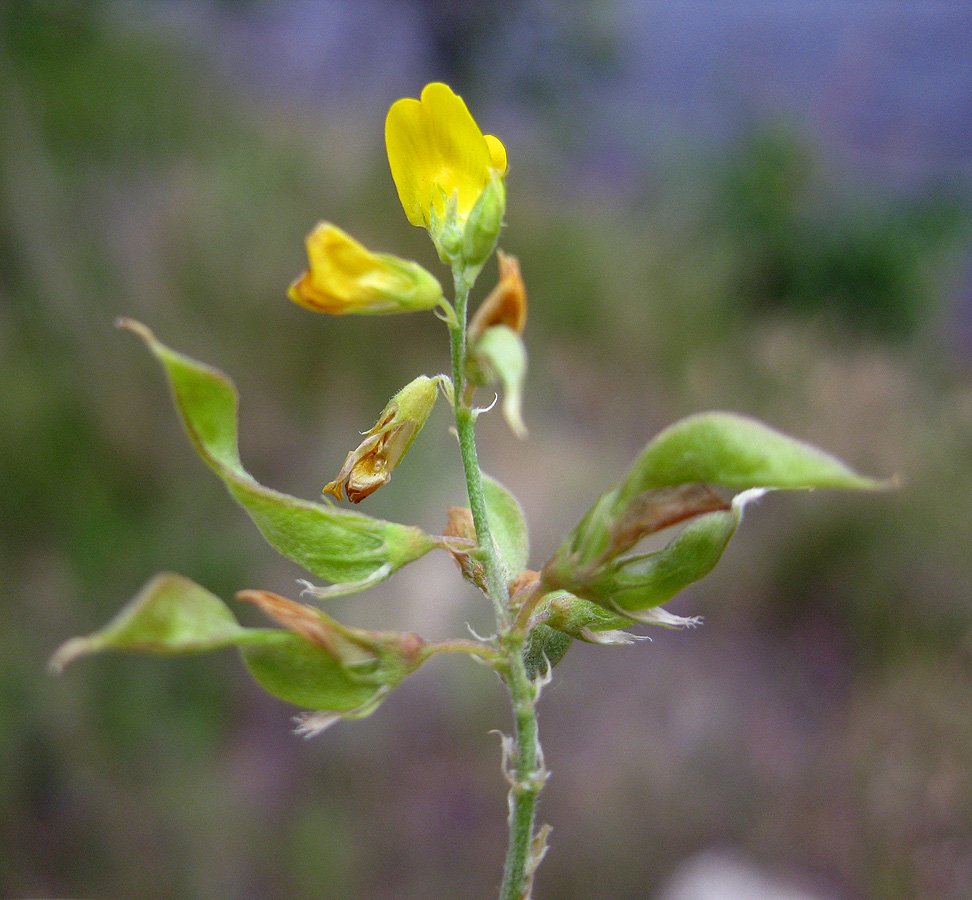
[323,376,440,503]
[385,82,507,229]
[288,222,443,315]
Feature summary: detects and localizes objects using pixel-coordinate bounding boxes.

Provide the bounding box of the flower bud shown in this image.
[462,172,506,269]
[323,375,440,503]
[288,222,444,315]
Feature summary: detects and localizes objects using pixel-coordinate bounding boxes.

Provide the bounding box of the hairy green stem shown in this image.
[449,266,512,630]
[448,260,545,900]
[497,633,546,900]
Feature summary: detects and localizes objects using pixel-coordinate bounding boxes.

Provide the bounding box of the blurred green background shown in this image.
[2,2,971,898]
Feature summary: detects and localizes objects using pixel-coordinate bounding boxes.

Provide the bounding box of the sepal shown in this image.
[429,190,465,265]
[462,172,506,270]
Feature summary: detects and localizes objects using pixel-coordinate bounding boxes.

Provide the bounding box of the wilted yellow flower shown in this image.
[385,82,507,230]
[323,376,440,503]
[467,251,527,346]
[288,222,443,315]
[464,251,529,439]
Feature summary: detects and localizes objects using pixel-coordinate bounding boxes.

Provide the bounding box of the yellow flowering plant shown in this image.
[52,83,887,899]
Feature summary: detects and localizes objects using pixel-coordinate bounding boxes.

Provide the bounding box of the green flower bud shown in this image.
[462,172,506,269]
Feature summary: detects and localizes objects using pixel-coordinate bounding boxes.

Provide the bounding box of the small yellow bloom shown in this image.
[323,376,439,503]
[385,82,507,229]
[288,222,443,315]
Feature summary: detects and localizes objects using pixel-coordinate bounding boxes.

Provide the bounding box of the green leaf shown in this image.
[604,504,742,615]
[481,471,529,575]
[119,319,436,586]
[240,631,383,712]
[51,574,421,723]
[620,411,884,501]
[49,572,272,672]
[522,624,573,680]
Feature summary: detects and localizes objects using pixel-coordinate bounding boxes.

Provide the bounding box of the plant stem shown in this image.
[448,261,546,900]
[497,633,546,900]
[449,266,511,630]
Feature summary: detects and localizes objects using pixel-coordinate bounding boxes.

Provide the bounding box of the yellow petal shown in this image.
[385,82,507,228]
[288,222,443,315]
[485,134,507,173]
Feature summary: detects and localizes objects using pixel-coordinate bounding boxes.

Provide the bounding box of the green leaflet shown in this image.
[619,411,885,503]
[543,411,885,629]
[598,505,741,616]
[481,471,529,577]
[50,573,415,717]
[49,572,266,671]
[240,632,383,712]
[120,320,436,586]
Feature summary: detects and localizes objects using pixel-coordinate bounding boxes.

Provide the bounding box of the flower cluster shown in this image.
[288,83,523,501]
[290,82,508,319]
